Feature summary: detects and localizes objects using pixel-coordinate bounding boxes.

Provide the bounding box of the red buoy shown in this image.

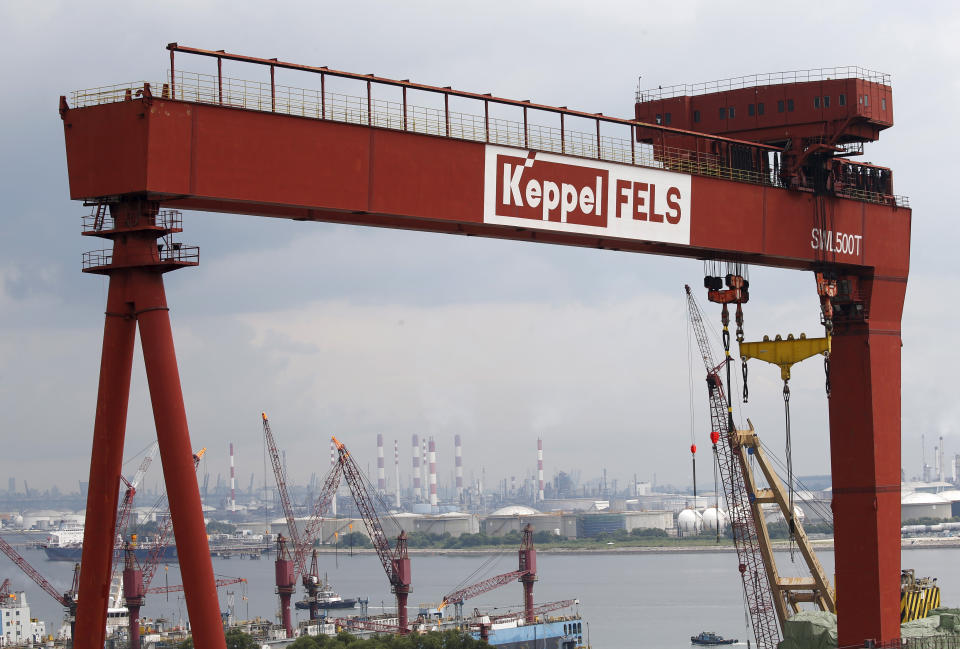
[710,431,720,445]
[690,444,697,454]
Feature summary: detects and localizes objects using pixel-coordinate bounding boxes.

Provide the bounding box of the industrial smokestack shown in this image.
[377,433,386,495]
[939,436,945,482]
[394,440,401,508]
[429,437,438,507]
[511,475,516,495]
[455,434,463,501]
[412,434,421,502]
[422,438,428,502]
[230,442,236,512]
[537,438,544,503]
[330,438,337,516]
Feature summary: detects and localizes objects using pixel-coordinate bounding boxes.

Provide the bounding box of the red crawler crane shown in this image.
[685,285,780,649]
[332,436,412,632]
[109,444,158,606]
[261,413,342,635]
[0,535,80,638]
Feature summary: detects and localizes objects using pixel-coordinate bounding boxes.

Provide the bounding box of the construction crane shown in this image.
[439,524,537,622]
[332,436,412,632]
[684,284,780,649]
[488,599,578,623]
[109,443,159,609]
[330,616,409,635]
[261,412,342,634]
[147,575,246,594]
[121,447,205,649]
[0,578,10,598]
[0,535,80,637]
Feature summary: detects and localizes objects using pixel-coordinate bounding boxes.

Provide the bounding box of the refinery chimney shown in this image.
[537,438,544,503]
[412,434,421,502]
[455,434,463,501]
[429,437,438,507]
[230,442,236,512]
[330,438,337,516]
[394,440,401,508]
[377,433,386,495]
[422,438,428,501]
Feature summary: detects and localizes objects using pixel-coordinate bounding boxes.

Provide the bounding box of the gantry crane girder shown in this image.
[61,44,910,649]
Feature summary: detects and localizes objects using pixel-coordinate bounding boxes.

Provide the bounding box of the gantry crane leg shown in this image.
[827,275,905,646]
[75,201,225,649]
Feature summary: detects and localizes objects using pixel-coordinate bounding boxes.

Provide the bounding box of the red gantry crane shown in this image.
[261,412,342,636]
[61,45,910,648]
[332,436,412,632]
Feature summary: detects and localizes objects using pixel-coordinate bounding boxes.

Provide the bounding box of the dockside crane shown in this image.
[438,524,537,623]
[0,578,10,598]
[332,436,412,632]
[121,447,206,649]
[261,412,342,636]
[0,535,80,640]
[109,443,159,608]
[685,284,780,649]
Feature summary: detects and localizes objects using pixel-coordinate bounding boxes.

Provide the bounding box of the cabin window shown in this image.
[881,98,886,111]
[814,96,821,108]
[787,99,795,112]
[757,102,765,115]
[665,112,672,125]
[719,107,726,119]
[729,106,735,118]
[777,100,785,113]
[693,110,701,123]
[839,94,846,106]
[748,103,755,116]
[864,95,869,106]
[655,113,662,124]
[824,96,830,108]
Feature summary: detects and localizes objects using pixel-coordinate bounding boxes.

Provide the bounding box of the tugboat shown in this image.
[294,576,357,611]
[691,631,737,645]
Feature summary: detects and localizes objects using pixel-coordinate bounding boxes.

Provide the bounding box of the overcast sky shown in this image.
[0,1,957,499]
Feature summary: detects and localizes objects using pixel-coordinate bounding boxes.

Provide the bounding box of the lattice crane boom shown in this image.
[147,576,246,594]
[141,448,205,591]
[439,570,530,610]
[489,599,577,623]
[330,616,408,635]
[0,535,72,607]
[333,436,412,631]
[685,285,780,649]
[0,578,10,598]
[261,413,307,577]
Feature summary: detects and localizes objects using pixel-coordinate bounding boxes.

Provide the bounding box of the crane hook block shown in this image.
[739,333,831,381]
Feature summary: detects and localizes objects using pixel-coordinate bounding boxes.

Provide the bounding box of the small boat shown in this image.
[691,631,737,645]
[294,577,357,610]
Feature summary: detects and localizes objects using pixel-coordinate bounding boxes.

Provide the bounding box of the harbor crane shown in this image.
[261,413,342,635]
[0,578,10,598]
[109,443,158,608]
[62,44,910,648]
[332,436,412,632]
[439,524,537,623]
[120,447,206,649]
[0,535,80,640]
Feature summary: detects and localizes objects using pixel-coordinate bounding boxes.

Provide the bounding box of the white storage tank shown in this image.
[702,507,729,533]
[677,508,703,535]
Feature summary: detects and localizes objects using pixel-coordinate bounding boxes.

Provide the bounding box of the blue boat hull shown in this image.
[475,620,583,649]
[43,546,178,563]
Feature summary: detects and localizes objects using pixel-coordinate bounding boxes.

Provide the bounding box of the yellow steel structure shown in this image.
[739,333,831,381]
[735,421,836,628]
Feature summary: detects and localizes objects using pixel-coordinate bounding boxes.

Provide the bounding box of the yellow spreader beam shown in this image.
[739,333,831,381]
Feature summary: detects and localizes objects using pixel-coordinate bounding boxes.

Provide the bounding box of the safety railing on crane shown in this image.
[637,66,891,101]
[66,46,907,208]
[82,244,199,270]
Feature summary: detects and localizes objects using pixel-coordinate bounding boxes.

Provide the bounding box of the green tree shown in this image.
[207,520,239,535]
[225,628,259,649]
